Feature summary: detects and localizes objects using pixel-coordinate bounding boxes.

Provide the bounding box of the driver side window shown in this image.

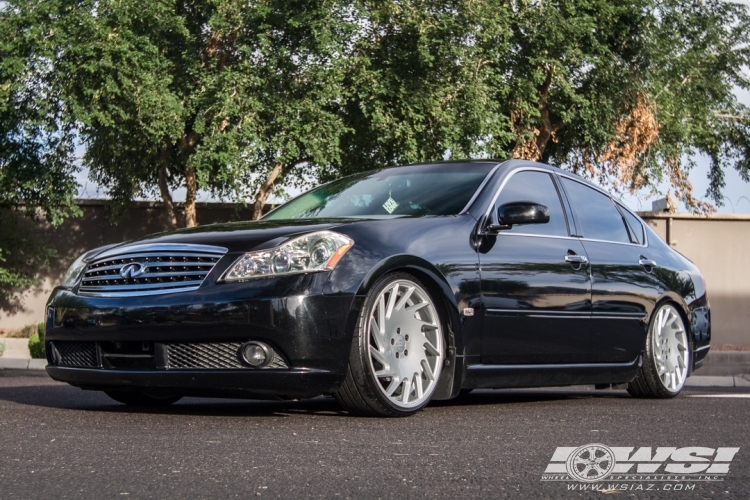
[494,171,569,237]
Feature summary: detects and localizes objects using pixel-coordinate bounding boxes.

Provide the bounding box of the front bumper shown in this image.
[46,366,342,399]
[45,275,361,398]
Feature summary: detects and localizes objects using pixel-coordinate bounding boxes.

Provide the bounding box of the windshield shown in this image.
[264,163,494,220]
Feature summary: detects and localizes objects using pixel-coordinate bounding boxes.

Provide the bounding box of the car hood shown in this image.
[95,218,362,256]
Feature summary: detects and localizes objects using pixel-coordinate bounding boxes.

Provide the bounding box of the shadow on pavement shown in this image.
[431,388,632,408]
[0,369,635,418]
[0,382,345,417]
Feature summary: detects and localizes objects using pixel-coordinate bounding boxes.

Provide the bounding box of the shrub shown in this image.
[28,322,45,359]
[6,324,37,338]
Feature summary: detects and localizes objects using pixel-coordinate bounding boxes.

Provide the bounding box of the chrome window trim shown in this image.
[480,166,571,238]
[492,232,577,242]
[579,236,648,248]
[490,230,651,250]
[481,167,650,247]
[459,162,504,214]
[482,166,560,220]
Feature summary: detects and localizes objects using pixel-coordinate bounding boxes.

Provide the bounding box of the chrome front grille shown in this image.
[78,243,227,297]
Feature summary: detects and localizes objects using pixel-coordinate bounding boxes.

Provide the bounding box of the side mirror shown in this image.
[487,202,550,232]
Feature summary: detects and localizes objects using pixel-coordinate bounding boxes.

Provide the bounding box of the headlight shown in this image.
[222,230,354,282]
[60,244,119,288]
[60,253,88,288]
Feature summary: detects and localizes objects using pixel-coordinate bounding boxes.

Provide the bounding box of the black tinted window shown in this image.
[618,204,644,244]
[561,178,630,243]
[495,171,568,237]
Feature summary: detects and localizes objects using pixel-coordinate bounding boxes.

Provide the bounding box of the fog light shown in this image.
[239,342,272,368]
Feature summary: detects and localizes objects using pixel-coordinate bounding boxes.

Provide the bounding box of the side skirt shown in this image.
[463,356,642,389]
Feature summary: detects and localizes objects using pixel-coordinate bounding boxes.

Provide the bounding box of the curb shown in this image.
[686,375,750,388]
[0,358,47,370]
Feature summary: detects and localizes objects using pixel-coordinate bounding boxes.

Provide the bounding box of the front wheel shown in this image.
[628,303,691,398]
[334,273,446,417]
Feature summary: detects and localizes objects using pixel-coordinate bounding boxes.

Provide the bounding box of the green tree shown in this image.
[481,0,750,210]
[4,0,750,235]
[332,0,513,178]
[0,3,80,295]
[337,0,750,210]
[14,0,354,227]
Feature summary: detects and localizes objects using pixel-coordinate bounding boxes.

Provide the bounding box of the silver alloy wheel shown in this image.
[366,279,444,409]
[650,304,689,392]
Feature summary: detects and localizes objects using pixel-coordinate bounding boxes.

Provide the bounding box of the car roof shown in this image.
[377,159,611,195]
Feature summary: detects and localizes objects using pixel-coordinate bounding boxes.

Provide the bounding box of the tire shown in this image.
[628,302,691,398]
[105,391,183,407]
[334,272,446,417]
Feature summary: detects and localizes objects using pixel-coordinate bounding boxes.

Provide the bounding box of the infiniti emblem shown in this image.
[120,263,148,278]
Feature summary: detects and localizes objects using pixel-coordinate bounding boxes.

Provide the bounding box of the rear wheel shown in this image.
[628,303,690,398]
[105,391,182,407]
[334,272,446,417]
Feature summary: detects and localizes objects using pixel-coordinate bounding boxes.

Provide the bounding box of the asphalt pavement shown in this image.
[0,370,748,499]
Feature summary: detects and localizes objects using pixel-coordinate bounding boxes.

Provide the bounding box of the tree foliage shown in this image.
[332,1,513,176]
[499,0,750,210]
[30,0,355,226]
[337,0,750,210]
[1,0,749,250]
[0,2,80,293]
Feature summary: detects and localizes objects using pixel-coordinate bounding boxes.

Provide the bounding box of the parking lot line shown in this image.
[688,394,750,398]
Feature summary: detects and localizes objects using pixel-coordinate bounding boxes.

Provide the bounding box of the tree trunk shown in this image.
[184,166,198,228]
[178,131,201,228]
[512,67,565,161]
[157,163,180,228]
[253,163,284,220]
[534,67,562,158]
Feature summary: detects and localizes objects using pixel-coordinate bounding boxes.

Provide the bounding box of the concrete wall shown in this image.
[641,213,750,346]
[2,201,748,346]
[0,200,259,330]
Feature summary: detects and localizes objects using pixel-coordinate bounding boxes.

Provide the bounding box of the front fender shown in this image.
[348,254,467,400]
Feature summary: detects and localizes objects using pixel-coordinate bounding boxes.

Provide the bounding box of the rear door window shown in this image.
[561,178,631,244]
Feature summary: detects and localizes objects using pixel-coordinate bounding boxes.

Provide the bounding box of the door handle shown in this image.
[639,257,657,268]
[565,254,588,264]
